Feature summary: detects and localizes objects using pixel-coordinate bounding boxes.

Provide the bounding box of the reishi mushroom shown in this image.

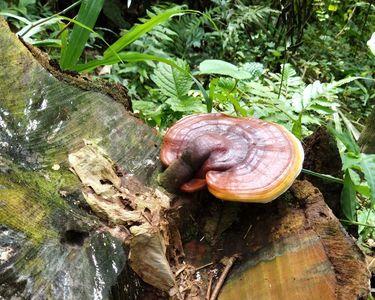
[158,113,304,203]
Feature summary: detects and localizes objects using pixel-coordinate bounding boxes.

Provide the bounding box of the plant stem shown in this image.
[302,168,343,184]
[19,1,82,37]
[340,219,375,228]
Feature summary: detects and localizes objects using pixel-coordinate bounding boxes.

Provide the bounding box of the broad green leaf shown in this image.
[341,153,361,171]
[359,154,375,203]
[348,169,371,197]
[355,184,371,198]
[60,0,104,70]
[341,170,357,221]
[151,60,193,100]
[198,59,255,80]
[103,7,184,58]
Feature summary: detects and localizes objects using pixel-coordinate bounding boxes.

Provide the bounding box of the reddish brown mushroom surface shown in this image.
[158,113,304,203]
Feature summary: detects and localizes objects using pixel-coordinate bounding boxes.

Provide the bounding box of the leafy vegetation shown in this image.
[1,0,374,250]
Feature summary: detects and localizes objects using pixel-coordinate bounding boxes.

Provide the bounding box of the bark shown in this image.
[0,17,370,300]
[359,108,375,153]
[0,17,164,299]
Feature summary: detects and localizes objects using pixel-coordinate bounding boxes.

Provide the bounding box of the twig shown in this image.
[205,274,213,300]
[336,6,357,38]
[368,257,375,270]
[243,224,253,239]
[175,265,187,277]
[209,255,238,300]
[195,262,213,272]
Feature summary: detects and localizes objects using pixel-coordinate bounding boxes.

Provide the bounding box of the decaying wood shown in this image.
[68,141,174,291]
[292,180,370,299]
[302,127,342,213]
[216,180,370,299]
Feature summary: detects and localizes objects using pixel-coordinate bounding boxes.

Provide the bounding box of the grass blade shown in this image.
[302,168,343,184]
[103,7,184,58]
[0,12,31,24]
[60,0,104,70]
[341,170,357,221]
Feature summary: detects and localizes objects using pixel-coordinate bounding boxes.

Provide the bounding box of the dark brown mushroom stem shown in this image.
[158,134,228,193]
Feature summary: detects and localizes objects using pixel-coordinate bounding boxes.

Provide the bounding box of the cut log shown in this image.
[0,17,165,299]
[216,180,369,299]
[174,180,370,299]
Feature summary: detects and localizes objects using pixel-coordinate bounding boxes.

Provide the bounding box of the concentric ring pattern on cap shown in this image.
[160,113,304,203]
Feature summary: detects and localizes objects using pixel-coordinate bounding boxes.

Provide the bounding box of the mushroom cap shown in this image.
[160,113,304,203]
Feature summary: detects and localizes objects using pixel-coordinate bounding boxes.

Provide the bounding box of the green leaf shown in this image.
[198,59,255,80]
[103,7,184,58]
[338,110,361,141]
[292,113,302,139]
[227,95,247,117]
[308,104,334,115]
[74,52,170,72]
[60,0,104,70]
[19,0,36,7]
[328,126,360,154]
[74,52,211,113]
[359,154,375,203]
[341,170,357,221]
[301,169,343,184]
[0,12,31,24]
[165,97,206,113]
[240,62,264,79]
[59,22,68,51]
[341,152,361,171]
[151,60,193,100]
[357,209,375,234]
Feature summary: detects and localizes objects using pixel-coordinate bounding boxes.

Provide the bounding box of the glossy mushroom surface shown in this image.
[159,113,304,203]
